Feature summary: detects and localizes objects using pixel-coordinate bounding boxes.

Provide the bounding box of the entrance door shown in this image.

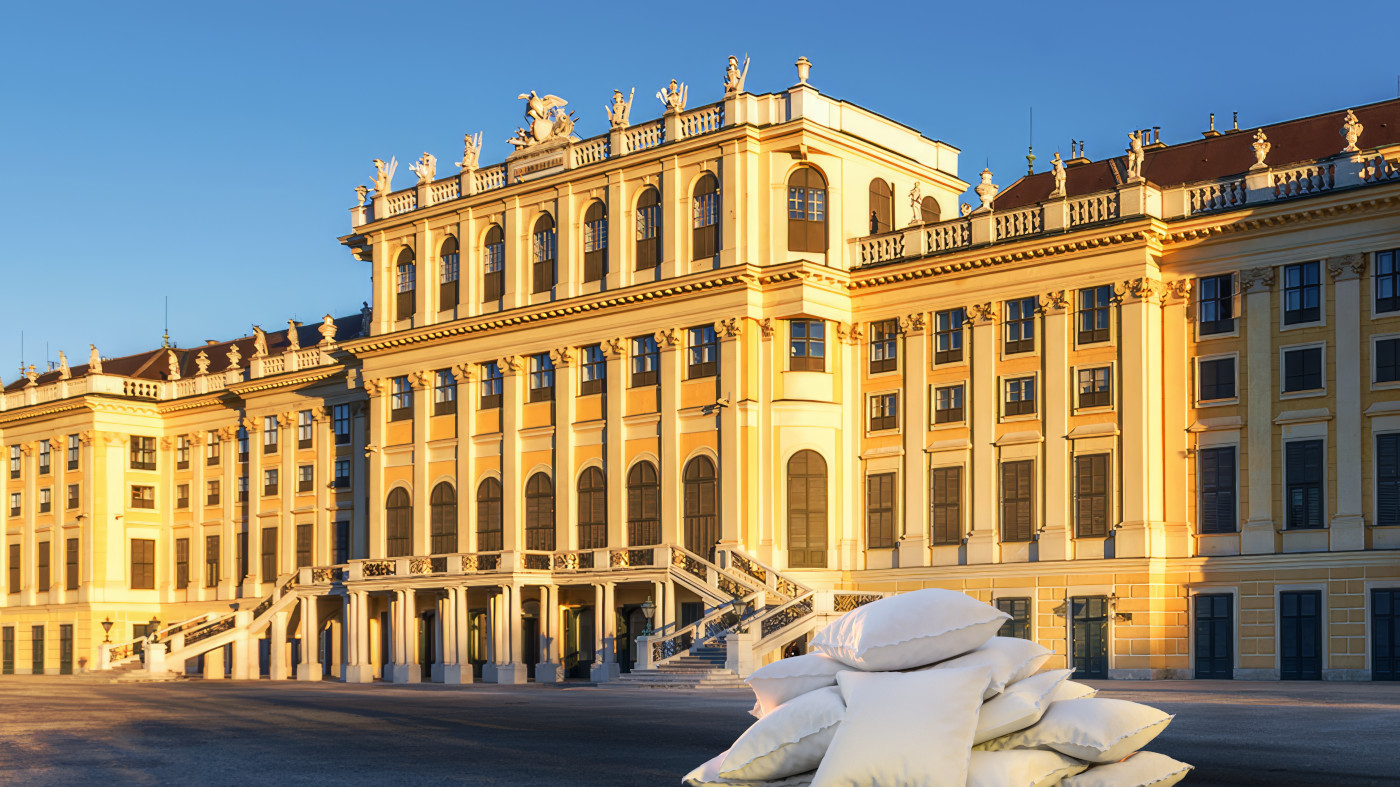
[1375,588,1400,681]
[2,627,13,674]
[320,627,334,678]
[59,624,73,675]
[468,610,487,681]
[419,610,436,682]
[32,625,45,675]
[623,608,647,673]
[563,607,595,679]
[1194,594,1233,679]
[379,611,391,680]
[132,624,148,659]
[1071,596,1108,679]
[522,616,539,680]
[1280,590,1322,680]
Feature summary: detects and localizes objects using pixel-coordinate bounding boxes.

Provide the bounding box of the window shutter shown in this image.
[1379,435,1400,526]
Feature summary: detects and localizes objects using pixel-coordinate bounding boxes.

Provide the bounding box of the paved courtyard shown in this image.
[0,677,1396,785]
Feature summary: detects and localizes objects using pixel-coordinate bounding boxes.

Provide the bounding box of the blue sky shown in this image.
[1,0,1394,380]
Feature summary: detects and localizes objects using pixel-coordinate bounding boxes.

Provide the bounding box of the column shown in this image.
[351,400,370,560]
[1330,255,1366,550]
[552,349,577,551]
[495,583,525,683]
[899,313,930,567]
[482,590,501,683]
[419,225,438,323]
[312,407,332,565]
[503,196,524,311]
[1118,277,1167,558]
[391,587,419,683]
[657,329,683,548]
[535,584,562,682]
[366,380,386,558]
[661,157,680,280]
[1240,267,1277,554]
[243,417,262,595]
[555,189,576,299]
[21,442,36,606]
[78,431,96,602]
[967,304,998,564]
[412,372,430,556]
[269,610,289,680]
[230,610,253,680]
[589,581,618,681]
[279,413,295,582]
[604,339,627,548]
[453,364,475,553]
[1040,292,1072,561]
[716,319,743,548]
[606,173,630,291]
[344,591,373,683]
[1161,281,1193,557]
[442,587,470,684]
[500,357,522,554]
[220,428,237,596]
[297,595,320,680]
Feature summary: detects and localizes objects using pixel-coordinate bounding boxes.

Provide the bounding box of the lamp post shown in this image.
[101,617,114,644]
[148,616,161,644]
[640,596,656,636]
[732,594,750,634]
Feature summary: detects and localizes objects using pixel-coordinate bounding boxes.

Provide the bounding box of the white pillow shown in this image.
[967,750,1088,787]
[746,653,849,717]
[721,686,844,781]
[812,666,992,786]
[1047,680,1098,702]
[1061,752,1193,787]
[684,751,815,787]
[925,637,1052,698]
[977,697,1173,764]
[974,668,1072,744]
[810,588,1009,671]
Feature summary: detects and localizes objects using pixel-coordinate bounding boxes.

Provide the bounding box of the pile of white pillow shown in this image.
[683,589,1192,787]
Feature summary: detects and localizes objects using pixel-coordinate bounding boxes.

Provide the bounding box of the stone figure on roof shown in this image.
[1126,131,1145,181]
[88,344,103,374]
[287,320,301,352]
[1251,130,1271,170]
[1050,152,1067,198]
[252,326,269,358]
[371,157,397,195]
[974,168,998,212]
[724,55,750,97]
[513,91,574,148]
[960,203,972,217]
[657,79,687,112]
[607,89,634,129]
[195,350,210,375]
[57,351,70,380]
[455,132,483,171]
[25,365,38,386]
[1341,109,1363,153]
[318,314,338,345]
[226,344,242,370]
[354,184,368,207]
[909,182,923,225]
[167,349,180,381]
[409,152,436,185]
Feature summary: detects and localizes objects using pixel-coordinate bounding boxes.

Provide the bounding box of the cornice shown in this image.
[1160,191,1400,245]
[0,401,89,426]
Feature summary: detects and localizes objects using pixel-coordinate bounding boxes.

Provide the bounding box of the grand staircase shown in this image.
[611,645,748,689]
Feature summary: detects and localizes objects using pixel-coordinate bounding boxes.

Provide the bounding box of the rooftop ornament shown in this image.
[370,157,397,196]
[508,91,576,150]
[795,56,812,85]
[1341,109,1363,153]
[409,152,436,185]
[973,168,998,212]
[657,79,687,113]
[606,89,634,129]
[1126,130,1145,182]
[1050,151,1067,198]
[88,344,103,374]
[1251,129,1271,170]
[724,55,750,97]
[455,132,483,171]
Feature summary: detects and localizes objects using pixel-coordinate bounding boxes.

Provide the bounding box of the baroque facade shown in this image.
[3,60,1399,683]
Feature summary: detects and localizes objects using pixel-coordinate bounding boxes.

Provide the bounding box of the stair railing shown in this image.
[645,589,766,668]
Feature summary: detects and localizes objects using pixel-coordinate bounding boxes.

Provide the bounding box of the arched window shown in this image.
[627,461,661,546]
[787,450,827,568]
[920,196,941,224]
[476,478,503,552]
[635,187,661,271]
[692,173,719,261]
[583,201,607,283]
[683,456,718,559]
[395,247,417,322]
[787,167,827,253]
[525,472,555,550]
[577,466,606,549]
[386,487,412,557]
[868,179,893,234]
[483,225,505,302]
[429,482,456,554]
[439,237,460,311]
[532,214,556,293]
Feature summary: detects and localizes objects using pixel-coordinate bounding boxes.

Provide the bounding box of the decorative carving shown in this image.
[359,301,372,334]
[276,412,294,428]
[251,326,269,359]
[1166,279,1193,302]
[1239,266,1276,293]
[166,349,181,381]
[1126,130,1145,181]
[194,350,209,375]
[714,317,742,340]
[549,347,575,367]
[1122,277,1166,302]
[653,328,680,349]
[1341,109,1363,154]
[499,355,523,375]
[362,378,384,397]
[974,168,997,212]
[317,315,337,346]
[450,362,474,383]
[509,91,576,149]
[1043,290,1070,311]
[724,55,749,96]
[159,436,173,450]
[24,365,37,386]
[240,416,258,433]
[407,370,429,390]
[898,313,927,334]
[455,132,484,171]
[835,322,863,345]
[908,182,923,225]
[758,318,775,341]
[603,337,627,359]
[409,152,436,185]
[606,89,634,129]
[657,79,687,112]
[1250,130,1271,170]
[1327,254,1367,281]
[1050,152,1066,198]
[371,157,397,196]
[969,302,997,325]
[54,351,70,380]
[354,185,368,207]
[795,56,812,85]
[959,203,972,217]
[286,320,301,352]
[225,343,242,371]
[833,593,883,613]
[218,425,239,442]
[88,344,103,374]
[78,430,95,447]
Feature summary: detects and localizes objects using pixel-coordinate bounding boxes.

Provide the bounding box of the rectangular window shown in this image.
[529,353,554,402]
[66,484,79,510]
[38,440,50,475]
[130,485,155,510]
[1078,285,1112,344]
[396,261,416,321]
[434,369,457,415]
[38,488,50,514]
[580,344,605,395]
[207,430,221,465]
[296,524,312,569]
[1377,250,1400,314]
[1004,297,1037,354]
[334,521,350,565]
[205,535,220,588]
[390,376,413,420]
[632,335,659,387]
[9,445,19,479]
[333,459,351,490]
[261,527,277,582]
[1376,338,1400,384]
[263,415,279,453]
[8,493,18,518]
[333,405,351,445]
[480,362,502,409]
[7,544,17,592]
[1199,446,1237,534]
[1199,357,1237,401]
[1285,440,1325,529]
[66,434,79,470]
[1377,434,1400,527]
[65,538,78,591]
[298,465,314,493]
[297,410,313,448]
[173,435,190,469]
[930,466,962,546]
[206,480,221,506]
[688,325,718,379]
[264,469,279,497]
[1077,367,1112,409]
[996,598,1031,640]
[1198,273,1237,335]
[130,436,156,471]
[1000,460,1035,542]
[130,538,155,589]
[1283,347,1323,393]
[176,484,190,509]
[1283,262,1321,325]
[692,188,719,260]
[865,473,897,549]
[37,541,50,590]
[175,538,190,590]
[31,626,43,675]
[868,392,899,432]
[869,319,899,373]
[934,308,965,364]
[933,384,964,424]
[1074,454,1110,538]
[1004,376,1037,417]
[789,320,826,372]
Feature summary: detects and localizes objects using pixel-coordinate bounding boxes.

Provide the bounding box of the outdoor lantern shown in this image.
[148,616,160,642]
[640,596,656,635]
[732,595,750,633]
[101,617,114,643]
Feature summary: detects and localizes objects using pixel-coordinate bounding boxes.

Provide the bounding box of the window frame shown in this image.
[691,173,720,261]
[332,404,351,445]
[1198,444,1238,534]
[1375,249,1400,316]
[1372,334,1400,388]
[38,440,50,475]
[868,319,899,374]
[130,538,156,590]
[130,436,157,471]
[631,335,659,387]
[395,247,417,322]
[479,362,503,409]
[1075,365,1114,411]
[390,376,414,420]
[297,465,314,493]
[1002,374,1038,419]
[206,480,221,506]
[263,468,279,497]
[999,459,1036,543]
[1003,297,1038,356]
[1076,285,1113,345]
[263,415,279,454]
[66,434,79,470]
[930,464,963,546]
[531,213,557,293]
[582,201,608,283]
[439,236,460,311]
[580,344,606,395]
[687,325,718,379]
[1375,432,1400,527]
[1073,453,1111,539]
[788,319,826,372]
[129,485,155,510]
[297,410,313,448]
[528,353,555,403]
[932,383,965,425]
[1196,353,1239,405]
[867,391,900,433]
[1281,261,1323,328]
[1197,272,1239,337]
[333,459,352,490]
[434,369,457,415]
[865,472,897,550]
[483,225,506,302]
[933,308,965,366]
[1284,438,1326,530]
[205,535,220,588]
[786,166,828,254]
[1280,343,1326,397]
[634,188,662,271]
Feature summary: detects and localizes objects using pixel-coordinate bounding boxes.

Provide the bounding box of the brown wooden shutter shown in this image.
[692,173,719,260]
[584,202,607,282]
[1001,460,1035,542]
[1074,454,1109,538]
[869,179,893,234]
[931,466,962,545]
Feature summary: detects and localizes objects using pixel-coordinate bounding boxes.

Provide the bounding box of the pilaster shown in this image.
[968,303,998,564]
[899,313,929,567]
[453,363,475,553]
[1329,254,1366,550]
[1241,266,1277,554]
[603,339,627,548]
[243,417,263,594]
[716,318,743,548]
[1118,277,1167,558]
[411,371,430,556]
[551,349,577,550]
[500,357,522,553]
[297,595,320,680]
[1161,280,1193,556]
[365,379,387,558]
[657,329,683,547]
[1040,291,1071,561]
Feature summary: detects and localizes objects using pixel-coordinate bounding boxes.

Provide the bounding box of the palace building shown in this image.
[3,58,1399,684]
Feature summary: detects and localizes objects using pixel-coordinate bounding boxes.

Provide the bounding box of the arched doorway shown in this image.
[683,456,718,560]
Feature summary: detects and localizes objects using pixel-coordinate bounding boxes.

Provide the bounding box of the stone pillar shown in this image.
[483,590,501,684]
[1118,277,1167,558]
[657,329,684,548]
[351,401,370,560]
[244,418,262,595]
[660,152,680,281]
[1240,266,1277,554]
[1040,292,1072,561]
[967,303,998,564]
[412,372,431,556]
[555,189,576,300]
[297,595,320,681]
[899,313,930,567]
[1329,255,1366,550]
[344,591,373,683]
[535,584,562,682]
[591,581,619,681]
[716,319,744,549]
[203,642,225,680]
[366,380,387,558]
[454,364,476,553]
[1161,281,1193,557]
[442,587,471,684]
[501,357,523,553]
[220,429,237,596]
[604,339,627,548]
[552,349,577,551]
[230,610,253,680]
[269,611,289,680]
[493,583,527,683]
[313,408,331,566]
[391,588,419,683]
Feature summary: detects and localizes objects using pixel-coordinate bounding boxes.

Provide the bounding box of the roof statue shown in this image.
[1251,129,1271,170]
[25,365,38,386]
[195,350,210,375]
[354,184,369,207]
[1341,109,1363,153]
[607,89,634,129]
[657,79,687,113]
[409,152,436,185]
[318,314,338,345]
[360,301,373,336]
[57,351,70,380]
[960,203,972,217]
[909,182,923,225]
[371,157,397,195]
[167,349,181,381]
[455,132,484,171]
[287,319,301,352]
[226,343,242,371]
[252,326,269,358]
[1126,131,1145,181]
[88,344,103,374]
[509,91,576,149]
[1050,151,1067,198]
[974,168,998,212]
[724,55,750,97]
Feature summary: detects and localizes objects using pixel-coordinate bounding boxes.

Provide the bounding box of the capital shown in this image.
[653,328,681,350]
[602,338,627,360]
[714,317,743,341]
[1239,266,1276,294]
[549,347,575,367]
[835,322,863,345]
[1327,254,1366,282]
[499,355,524,376]
[758,318,776,341]
[898,313,927,334]
[1121,277,1166,303]
[1042,291,1070,313]
[1164,279,1193,303]
[968,302,997,326]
